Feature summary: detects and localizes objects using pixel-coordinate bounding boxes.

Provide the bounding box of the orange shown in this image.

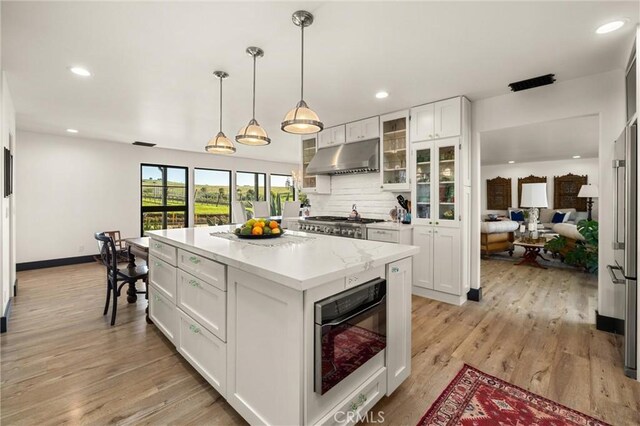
[255,221,265,228]
[251,226,263,236]
[269,221,278,229]
[271,227,281,235]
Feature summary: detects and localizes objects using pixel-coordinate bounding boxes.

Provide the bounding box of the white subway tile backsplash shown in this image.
[307,173,409,220]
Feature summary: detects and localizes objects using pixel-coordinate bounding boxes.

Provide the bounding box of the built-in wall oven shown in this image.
[314,278,386,394]
[610,122,637,380]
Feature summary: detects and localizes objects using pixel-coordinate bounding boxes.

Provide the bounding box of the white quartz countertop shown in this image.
[147,226,419,291]
[366,221,414,230]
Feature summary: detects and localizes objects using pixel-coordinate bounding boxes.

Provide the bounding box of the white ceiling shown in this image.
[480,115,599,165]
[2,1,637,163]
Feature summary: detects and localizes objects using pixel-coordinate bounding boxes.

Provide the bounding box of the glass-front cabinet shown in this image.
[301,135,330,194]
[411,138,459,227]
[302,136,317,189]
[380,111,410,191]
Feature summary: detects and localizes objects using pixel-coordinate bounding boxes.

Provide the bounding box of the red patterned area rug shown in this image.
[417,364,609,426]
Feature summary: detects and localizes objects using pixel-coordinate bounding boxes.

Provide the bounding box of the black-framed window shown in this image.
[236,171,266,202]
[141,164,188,234]
[269,174,295,215]
[194,168,231,227]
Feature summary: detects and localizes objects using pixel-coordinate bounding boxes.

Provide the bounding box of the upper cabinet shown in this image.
[380,111,410,191]
[410,98,461,142]
[346,117,379,143]
[318,125,346,149]
[301,136,330,194]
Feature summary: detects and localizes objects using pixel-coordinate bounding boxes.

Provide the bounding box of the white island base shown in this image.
[146,227,418,425]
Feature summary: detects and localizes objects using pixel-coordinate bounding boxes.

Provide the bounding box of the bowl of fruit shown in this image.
[234,218,284,239]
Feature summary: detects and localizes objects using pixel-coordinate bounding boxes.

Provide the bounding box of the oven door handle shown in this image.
[322,295,387,328]
[607,264,626,285]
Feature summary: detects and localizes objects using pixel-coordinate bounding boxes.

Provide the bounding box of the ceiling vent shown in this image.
[132,141,156,147]
[508,74,556,92]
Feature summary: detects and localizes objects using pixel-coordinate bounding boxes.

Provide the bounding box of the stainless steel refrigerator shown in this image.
[610,121,637,379]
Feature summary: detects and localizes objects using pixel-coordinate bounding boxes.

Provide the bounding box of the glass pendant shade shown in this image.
[281,11,323,135]
[206,70,236,155]
[205,131,236,154]
[236,118,270,146]
[281,100,323,134]
[236,47,270,146]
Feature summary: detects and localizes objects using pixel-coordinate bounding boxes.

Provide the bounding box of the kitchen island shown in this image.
[146,226,418,426]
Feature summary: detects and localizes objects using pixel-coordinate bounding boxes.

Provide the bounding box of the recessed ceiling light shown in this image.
[572,155,581,159]
[66,128,79,133]
[508,160,515,164]
[69,67,91,77]
[596,20,625,34]
[375,91,389,99]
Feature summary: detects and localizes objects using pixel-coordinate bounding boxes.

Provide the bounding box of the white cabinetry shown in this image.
[385,257,412,394]
[177,310,227,395]
[410,97,462,142]
[409,96,470,306]
[412,227,463,304]
[346,117,379,143]
[302,135,331,194]
[366,225,412,244]
[380,111,410,191]
[318,125,346,149]
[149,284,177,343]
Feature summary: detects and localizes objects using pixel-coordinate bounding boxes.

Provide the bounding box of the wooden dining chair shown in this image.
[95,232,148,326]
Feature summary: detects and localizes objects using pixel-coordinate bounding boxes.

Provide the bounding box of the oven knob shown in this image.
[347,229,354,237]
[354,230,362,238]
[301,225,307,231]
[324,227,331,234]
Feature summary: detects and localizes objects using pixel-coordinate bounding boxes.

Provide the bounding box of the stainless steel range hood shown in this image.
[306,138,379,175]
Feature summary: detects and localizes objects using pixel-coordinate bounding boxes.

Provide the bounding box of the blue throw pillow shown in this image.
[510,210,524,221]
[552,212,566,223]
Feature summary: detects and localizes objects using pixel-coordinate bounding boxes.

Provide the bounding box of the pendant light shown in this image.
[281,10,323,134]
[236,47,270,146]
[205,71,236,154]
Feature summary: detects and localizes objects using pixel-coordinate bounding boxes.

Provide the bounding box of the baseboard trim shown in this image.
[467,288,483,302]
[595,310,624,335]
[17,254,97,271]
[1,297,13,333]
[412,286,467,306]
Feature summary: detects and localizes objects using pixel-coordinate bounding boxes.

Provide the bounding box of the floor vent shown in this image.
[132,141,156,147]
[508,74,556,92]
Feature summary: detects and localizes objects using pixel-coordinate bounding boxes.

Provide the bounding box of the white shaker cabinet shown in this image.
[385,257,412,395]
[318,125,346,149]
[346,117,379,143]
[412,227,434,290]
[410,97,462,142]
[432,227,461,295]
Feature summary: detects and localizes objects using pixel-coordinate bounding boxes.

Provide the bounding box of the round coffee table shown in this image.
[512,239,549,269]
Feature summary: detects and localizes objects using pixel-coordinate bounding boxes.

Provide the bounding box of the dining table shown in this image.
[124,237,151,322]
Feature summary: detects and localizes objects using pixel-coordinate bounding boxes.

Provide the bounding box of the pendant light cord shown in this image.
[300,25,304,101]
[219,76,223,131]
[252,54,257,119]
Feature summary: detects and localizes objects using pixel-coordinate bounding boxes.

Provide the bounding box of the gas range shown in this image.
[298,216,385,239]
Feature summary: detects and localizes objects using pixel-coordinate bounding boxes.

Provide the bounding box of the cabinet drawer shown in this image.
[149,284,177,344]
[149,255,177,302]
[177,310,227,397]
[316,367,387,426]
[178,249,226,290]
[367,229,399,243]
[177,269,226,341]
[149,240,177,266]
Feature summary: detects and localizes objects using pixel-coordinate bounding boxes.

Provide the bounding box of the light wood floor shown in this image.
[2,260,639,425]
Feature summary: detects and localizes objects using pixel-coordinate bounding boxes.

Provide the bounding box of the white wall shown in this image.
[1,72,16,316]
[15,131,297,263]
[481,157,599,218]
[471,69,626,319]
[307,173,408,220]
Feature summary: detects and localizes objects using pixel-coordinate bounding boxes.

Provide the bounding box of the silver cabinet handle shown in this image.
[607,265,626,285]
[188,279,201,288]
[189,324,201,334]
[350,393,367,412]
[189,256,201,264]
[435,133,440,137]
[154,262,161,267]
[154,243,162,249]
